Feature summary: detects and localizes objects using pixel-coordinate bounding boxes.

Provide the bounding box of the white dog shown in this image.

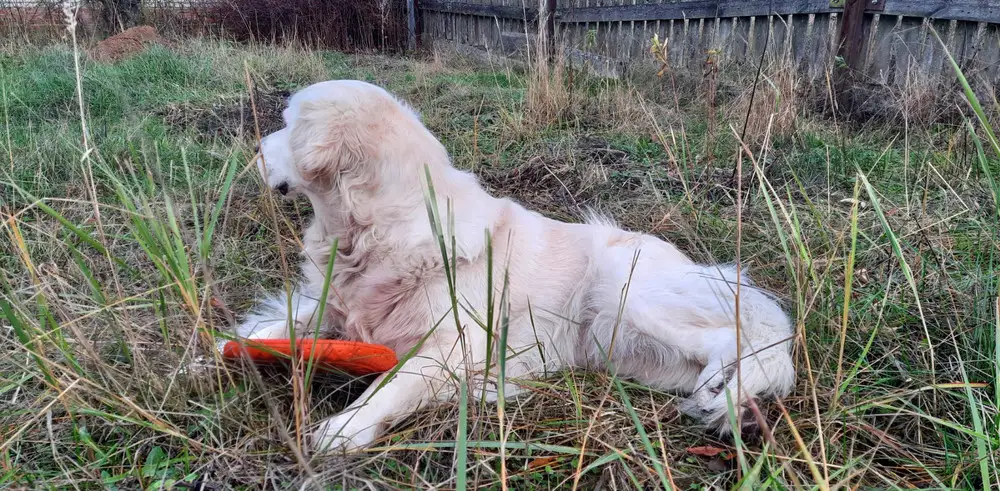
[232,80,796,452]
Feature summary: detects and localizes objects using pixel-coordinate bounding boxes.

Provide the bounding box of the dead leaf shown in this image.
[210,297,233,316]
[686,445,726,457]
[528,456,558,469]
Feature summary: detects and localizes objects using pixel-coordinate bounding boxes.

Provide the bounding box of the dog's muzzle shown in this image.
[275,182,290,196]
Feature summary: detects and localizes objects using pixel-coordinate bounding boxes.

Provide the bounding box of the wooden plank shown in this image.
[767,13,779,63]
[629,0,643,60]
[881,1,1000,24]
[802,13,823,79]
[477,1,487,47]
[917,17,938,75]
[557,1,829,23]
[776,13,791,62]
[736,15,752,61]
[746,15,758,64]
[894,17,924,84]
[792,13,812,72]
[610,0,624,59]
[824,12,839,76]
[461,12,468,45]
[749,15,770,65]
[866,14,895,83]
[813,13,833,79]
[574,0,589,53]
[545,0,557,58]
[670,16,683,66]
[716,16,734,66]
[862,13,883,77]
[682,17,694,67]
[422,0,538,21]
[552,1,1000,24]
[408,0,417,50]
[927,19,950,75]
[721,16,740,64]
[967,21,988,79]
[976,23,999,82]
[705,16,717,57]
[944,19,964,76]
[887,15,908,84]
[984,24,1000,83]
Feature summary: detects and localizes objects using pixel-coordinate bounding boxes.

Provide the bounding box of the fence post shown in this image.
[545,0,556,60]
[836,0,867,71]
[407,0,418,51]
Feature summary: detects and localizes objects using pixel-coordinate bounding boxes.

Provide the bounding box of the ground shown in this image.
[0,36,998,490]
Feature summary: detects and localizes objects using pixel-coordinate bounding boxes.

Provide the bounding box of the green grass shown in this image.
[1,34,999,490]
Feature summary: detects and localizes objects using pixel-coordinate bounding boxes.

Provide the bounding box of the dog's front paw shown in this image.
[312,410,380,453]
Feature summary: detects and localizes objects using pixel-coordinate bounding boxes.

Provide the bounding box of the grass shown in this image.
[1,31,999,489]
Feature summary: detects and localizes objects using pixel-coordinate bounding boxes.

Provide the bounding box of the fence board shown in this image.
[422,0,538,20]
[554,0,1000,24]
[419,0,1000,86]
[557,1,826,23]
[881,1,1000,24]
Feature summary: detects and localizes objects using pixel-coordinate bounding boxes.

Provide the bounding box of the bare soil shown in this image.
[90,25,168,63]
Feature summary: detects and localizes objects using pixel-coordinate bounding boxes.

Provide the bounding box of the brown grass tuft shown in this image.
[724,59,800,146]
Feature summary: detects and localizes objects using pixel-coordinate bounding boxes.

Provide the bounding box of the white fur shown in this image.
[233,80,796,452]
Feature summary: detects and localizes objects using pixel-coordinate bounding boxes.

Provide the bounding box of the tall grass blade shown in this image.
[456,376,469,491]
[303,238,338,388]
[856,169,935,379]
[200,153,240,261]
[833,179,861,408]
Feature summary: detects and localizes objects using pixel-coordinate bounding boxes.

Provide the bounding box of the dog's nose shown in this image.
[254,142,261,154]
[275,182,290,195]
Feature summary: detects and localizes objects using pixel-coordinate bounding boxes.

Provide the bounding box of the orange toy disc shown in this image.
[221,339,398,375]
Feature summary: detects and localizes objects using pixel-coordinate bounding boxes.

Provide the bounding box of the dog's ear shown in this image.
[291,100,372,184]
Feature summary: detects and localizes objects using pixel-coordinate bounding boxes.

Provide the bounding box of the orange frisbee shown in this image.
[221,338,398,375]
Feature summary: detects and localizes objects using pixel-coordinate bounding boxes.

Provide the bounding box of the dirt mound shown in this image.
[90,25,168,63]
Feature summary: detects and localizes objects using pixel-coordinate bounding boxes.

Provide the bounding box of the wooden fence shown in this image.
[417,0,1000,85]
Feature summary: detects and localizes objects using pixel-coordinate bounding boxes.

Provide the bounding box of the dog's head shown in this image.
[256,80,429,199]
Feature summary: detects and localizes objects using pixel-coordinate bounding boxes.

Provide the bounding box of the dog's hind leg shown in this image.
[667,266,796,435]
[678,272,796,435]
[589,239,795,435]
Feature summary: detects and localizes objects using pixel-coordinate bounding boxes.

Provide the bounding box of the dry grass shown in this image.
[1,31,998,491]
[725,63,800,148]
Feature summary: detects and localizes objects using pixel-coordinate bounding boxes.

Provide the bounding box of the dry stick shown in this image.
[242,63,308,444]
[572,256,644,489]
[653,395,679,489]
[730,0,775,187]
[734,129,745,481]
[777,398,829,491]
[570,378,616,491]
[731,122,831,485]
[745,397,804,490]
[241,64,316,476]
[64,0,137,397]
[0,379,80,455]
